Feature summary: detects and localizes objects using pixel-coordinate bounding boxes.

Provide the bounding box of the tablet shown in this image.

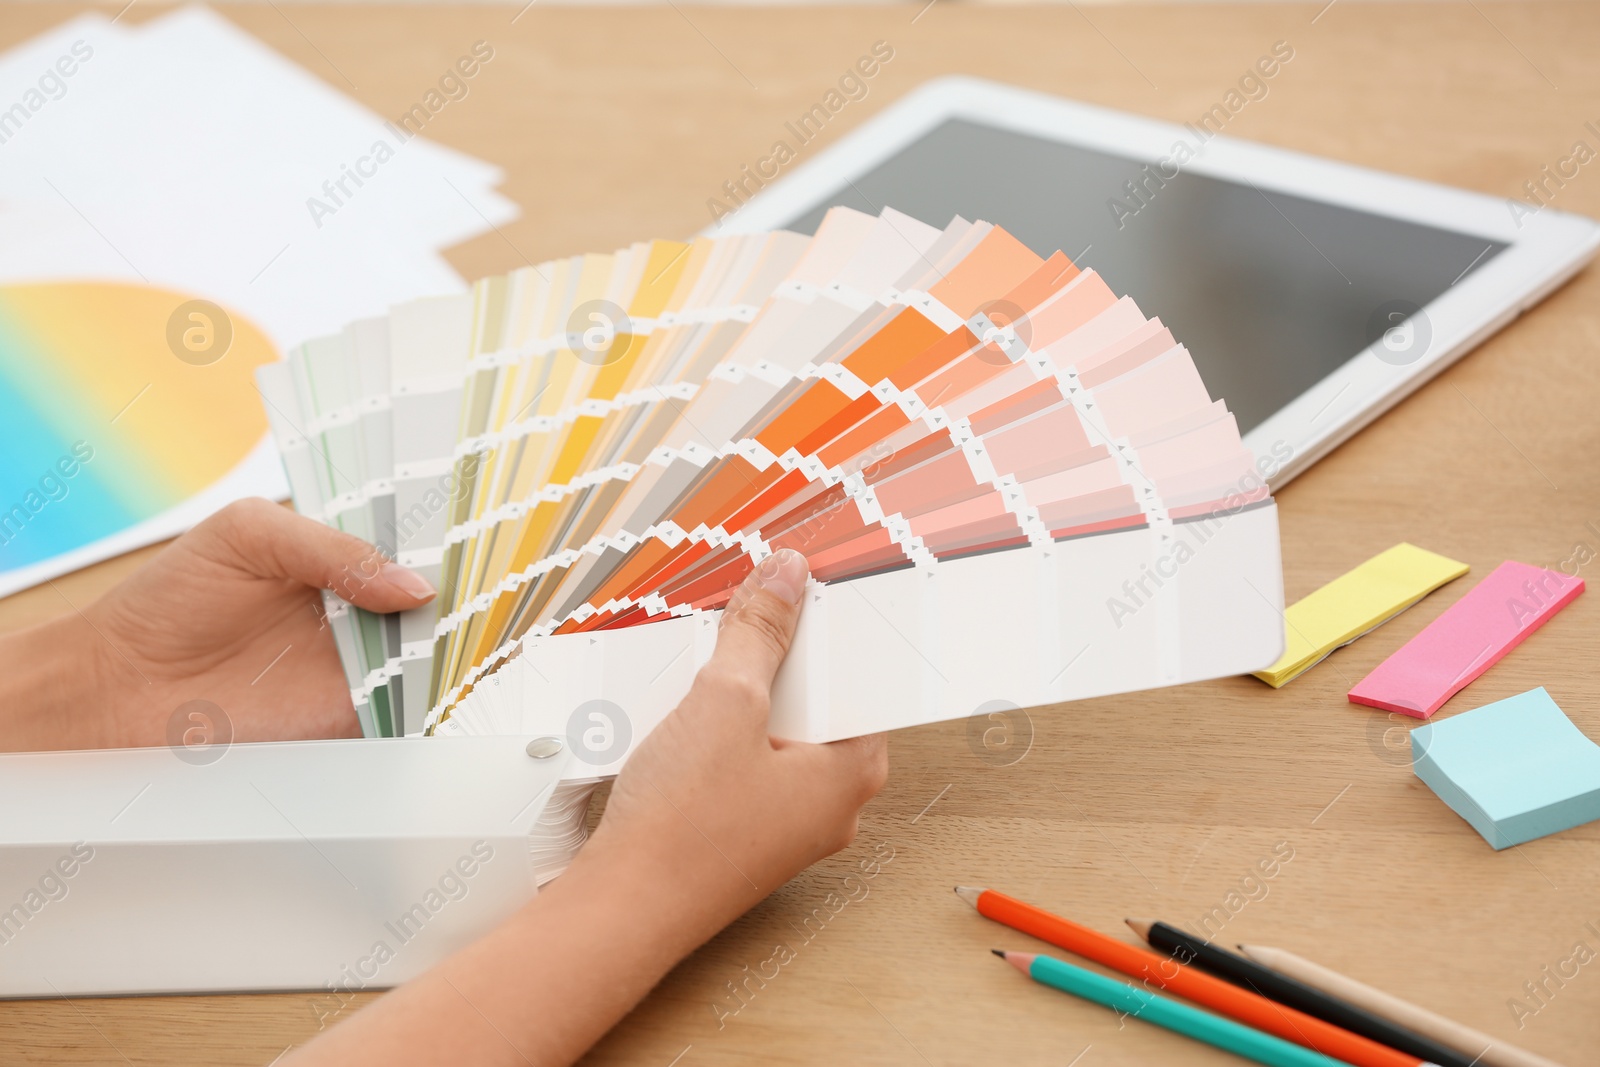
[714,77,1599,486]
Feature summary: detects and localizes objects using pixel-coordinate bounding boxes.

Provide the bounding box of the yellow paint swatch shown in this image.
[1254,543,1469,688]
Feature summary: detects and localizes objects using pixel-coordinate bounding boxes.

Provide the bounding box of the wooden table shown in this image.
[3,2,1598,1063]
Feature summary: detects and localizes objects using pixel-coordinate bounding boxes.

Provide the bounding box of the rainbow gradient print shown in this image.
[0,282,277,580]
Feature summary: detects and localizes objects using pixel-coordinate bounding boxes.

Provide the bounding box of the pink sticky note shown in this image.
[1348,561,1584,718]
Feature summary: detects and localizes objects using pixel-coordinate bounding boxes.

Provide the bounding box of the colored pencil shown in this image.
[955,887,1434,1067]
[996,951,1352,1067]
[1237,943,1568,1067]
[1127,920,1474,1067]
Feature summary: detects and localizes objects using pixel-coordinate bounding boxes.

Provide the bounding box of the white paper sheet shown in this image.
[0,8,519,596]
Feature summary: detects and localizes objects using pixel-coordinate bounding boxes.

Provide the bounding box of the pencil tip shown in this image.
[1003,951,1034,974]
[991,948,1006,959]
[954,886,984,909]
[1125,918,1155,941]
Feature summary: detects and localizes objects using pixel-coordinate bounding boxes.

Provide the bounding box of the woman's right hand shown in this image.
[284,548,887,1067]
[577,547,889,943]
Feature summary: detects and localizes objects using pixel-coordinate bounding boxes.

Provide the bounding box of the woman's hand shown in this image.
[0,498,434,752]
[583,547,889,936]
[1,502,887,1065]
[285,549,888,1067]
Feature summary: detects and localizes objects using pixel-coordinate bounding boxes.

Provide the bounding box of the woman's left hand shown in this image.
[1,498,434,751]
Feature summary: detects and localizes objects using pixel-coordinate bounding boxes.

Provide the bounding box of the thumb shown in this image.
[704,548,809,696]
[193,498,435,613]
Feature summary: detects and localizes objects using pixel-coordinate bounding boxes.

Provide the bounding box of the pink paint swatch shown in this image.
[1348,561,1585,718]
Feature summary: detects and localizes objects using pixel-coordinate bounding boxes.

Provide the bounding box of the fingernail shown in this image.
[747,548,808,605]
[380,561,435,600]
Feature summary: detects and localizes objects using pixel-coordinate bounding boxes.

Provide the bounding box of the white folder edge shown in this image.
[0,736,566,998]
[464,501,1286,777]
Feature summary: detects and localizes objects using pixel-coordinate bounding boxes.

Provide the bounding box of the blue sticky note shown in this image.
[1411,687,1600,849]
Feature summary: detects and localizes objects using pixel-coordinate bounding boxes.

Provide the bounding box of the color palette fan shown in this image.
[258,206,1286,775]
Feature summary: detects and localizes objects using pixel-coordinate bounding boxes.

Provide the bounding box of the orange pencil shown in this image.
[957,887,1437,1067]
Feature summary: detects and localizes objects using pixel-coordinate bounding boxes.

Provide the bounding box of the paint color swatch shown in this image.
[259,206,1287,767]
[1349,560,1584,718]
[1253,543,1469,688]
[1412,687,1600,849]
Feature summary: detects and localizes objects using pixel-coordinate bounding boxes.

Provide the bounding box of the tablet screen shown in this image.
[781,119,1506,434]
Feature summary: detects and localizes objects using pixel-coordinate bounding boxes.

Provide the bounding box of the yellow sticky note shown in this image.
[1254,543,1469,688]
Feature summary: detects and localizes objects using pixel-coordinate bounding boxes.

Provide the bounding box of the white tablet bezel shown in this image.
[713,76,1600,487]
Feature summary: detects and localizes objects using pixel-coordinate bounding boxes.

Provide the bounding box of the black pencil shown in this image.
[1126,919,1473,1067]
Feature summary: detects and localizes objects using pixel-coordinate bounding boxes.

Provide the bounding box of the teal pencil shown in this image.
[996,951,1356,1067]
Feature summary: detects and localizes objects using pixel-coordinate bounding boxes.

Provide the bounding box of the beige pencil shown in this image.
[1236,944,1567,1067]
